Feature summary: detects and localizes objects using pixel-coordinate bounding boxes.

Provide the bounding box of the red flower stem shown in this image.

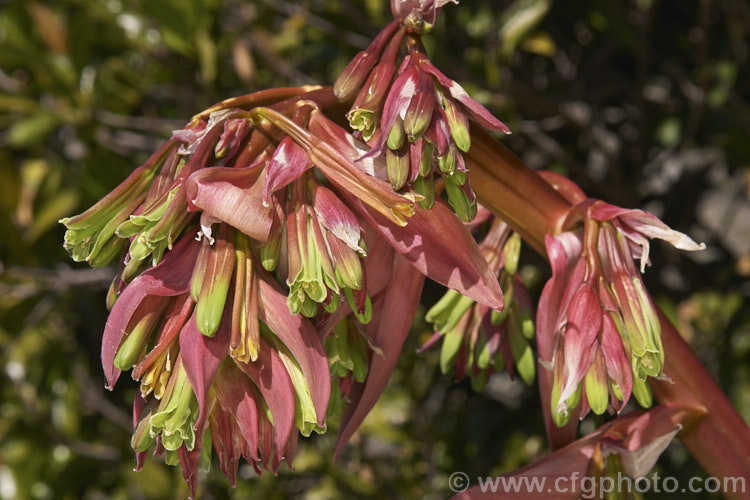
[466,127,571,256]
[466,127,750,484]
[270,86,348,117]
[651,312,750,494]
[192,85,326,121]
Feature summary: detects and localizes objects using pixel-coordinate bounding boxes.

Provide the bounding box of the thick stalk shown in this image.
[193,85,325,120]
[466,128,750,490]
[651,313,750,495]
[466,127,571,256]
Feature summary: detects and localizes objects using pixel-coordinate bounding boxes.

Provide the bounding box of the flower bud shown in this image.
[334,20,400,102]
[194,223,236,336]
[419,141,435,177]
[403,71,436,141]
[106,274,122,310]
[260,205,284,272]
[413,175,435,210]
[437,144,456,174]
[386,118,406,150]
[386,146,410,191]
[507,304,535,386]
[327,234,364,291]
[502,233,522,276]
[132,409,155,453]
[426,289,475,333]
[443,174,476,222]
[584,349,608,415]
[442,94,471,153]
[114,296,170,371]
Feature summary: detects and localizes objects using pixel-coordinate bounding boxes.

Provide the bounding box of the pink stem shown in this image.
[651,312,750,495]
[466,127,571,256]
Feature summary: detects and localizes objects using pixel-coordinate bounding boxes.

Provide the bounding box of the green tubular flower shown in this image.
[117,186,186,266]
[192,223,236,337]
[148,358,200,452]
[264,324,326,437]
[60,150,165,265]
[286,202,337,317]
[422,217,531,389]
[326,319,370,384]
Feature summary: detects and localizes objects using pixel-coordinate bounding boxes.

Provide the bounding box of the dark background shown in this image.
[0,0,748,498]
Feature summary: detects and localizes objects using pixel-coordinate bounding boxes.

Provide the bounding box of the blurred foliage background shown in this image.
[0,0,749,498]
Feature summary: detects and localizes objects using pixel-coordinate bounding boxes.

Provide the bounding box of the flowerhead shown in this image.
[333,0,510,222]
[423,215,534,390]
[61,82,506,494]
[538,196,705,425]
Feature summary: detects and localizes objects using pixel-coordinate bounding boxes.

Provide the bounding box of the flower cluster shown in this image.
[334,0,510,221]
[537,176,705,425]
[58,0,715,494]
[422,213,536,391]
[61,67,506,493]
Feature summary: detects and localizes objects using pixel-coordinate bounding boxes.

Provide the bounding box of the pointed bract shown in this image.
[312,183,365,255]
[214,361,261,462]
[335,253,425,458]
[233,336,296,472]
[102,236,200,389]
[264,136,314,205]
[258,273,331,426]
[454,404,696,500]
[179,308,230,436]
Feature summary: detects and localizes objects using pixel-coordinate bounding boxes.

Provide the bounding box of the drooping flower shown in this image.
[60,138,179,267]
[102,227,331,496]
[61,80,506,495]
[333,0,510,221]
[422,215,534,391]
[537,178,705,425]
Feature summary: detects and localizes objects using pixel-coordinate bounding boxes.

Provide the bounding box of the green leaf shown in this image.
[499,0,551,58]
[7,113,60,148]
[26,189,79,243]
